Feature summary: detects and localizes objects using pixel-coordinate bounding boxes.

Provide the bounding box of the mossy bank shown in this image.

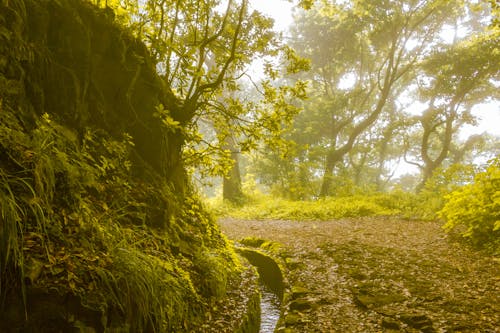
[0,0,253,331]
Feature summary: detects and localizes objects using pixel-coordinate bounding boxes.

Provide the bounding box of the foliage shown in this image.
[106,0,310,181]
[401,163,479,220]
[439,157,500,251]
[0,102,241,330]
[0,1,244,329]
[405,26,500,189]
[284,0,464,197]
[246,0,498,198]
[210,194,402,221]
[210,164,484,221]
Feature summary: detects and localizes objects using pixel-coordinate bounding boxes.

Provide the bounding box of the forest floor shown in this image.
[218,217,499,333]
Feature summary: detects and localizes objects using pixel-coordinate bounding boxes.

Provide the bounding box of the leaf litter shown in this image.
[219,217,499,332]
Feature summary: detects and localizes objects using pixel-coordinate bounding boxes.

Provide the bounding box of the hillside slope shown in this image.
[0,1,252,331]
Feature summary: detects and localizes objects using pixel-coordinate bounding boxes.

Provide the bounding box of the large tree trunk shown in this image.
[416,109,455,192]
[375,139,390,191]
[318,52,396,197]
[222,136,244,203]
[319,149,341,197]
[223,151,244,203]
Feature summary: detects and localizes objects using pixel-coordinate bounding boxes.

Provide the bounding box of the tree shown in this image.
[288,0,461,197]
[405,29,500,190]
[86,0,311,196]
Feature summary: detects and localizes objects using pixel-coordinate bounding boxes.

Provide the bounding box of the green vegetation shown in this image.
[206,0,499,254]
[211,159,498,250]
[240,156,497,251]
[245,0,499,200]
[0,0,247,331]
[212,194,399,221]
[0,103,239,331]
[1,0,499,331]
[440,158,500,252]
[210,164,479,222]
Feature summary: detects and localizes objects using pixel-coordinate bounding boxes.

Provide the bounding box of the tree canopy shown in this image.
[247,0,499,198]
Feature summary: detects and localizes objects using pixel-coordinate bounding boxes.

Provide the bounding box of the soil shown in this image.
[218,217,500,333]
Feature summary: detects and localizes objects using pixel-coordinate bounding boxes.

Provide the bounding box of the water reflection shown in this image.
[259,283,281,333]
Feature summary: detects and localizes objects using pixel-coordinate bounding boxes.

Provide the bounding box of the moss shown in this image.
[235,287,261,333]
[237,248,284,300]
[240,237,267,247]
[193,249,234,298]
[0,0,243,331]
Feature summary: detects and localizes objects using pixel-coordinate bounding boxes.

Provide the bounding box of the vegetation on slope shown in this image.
[0,0,247,331]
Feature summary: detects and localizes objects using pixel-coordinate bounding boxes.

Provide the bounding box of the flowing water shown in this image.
[259,283,281,333]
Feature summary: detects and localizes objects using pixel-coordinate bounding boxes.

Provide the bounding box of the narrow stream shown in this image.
[259,283,281,333]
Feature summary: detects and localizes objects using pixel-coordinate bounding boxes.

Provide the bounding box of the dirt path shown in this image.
[218,217,499,332]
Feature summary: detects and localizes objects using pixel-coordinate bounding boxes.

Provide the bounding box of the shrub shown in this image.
[416,164,478,220]
[439,158,500,251]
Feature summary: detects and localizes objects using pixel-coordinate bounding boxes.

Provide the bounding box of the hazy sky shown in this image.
[249,0,294,32]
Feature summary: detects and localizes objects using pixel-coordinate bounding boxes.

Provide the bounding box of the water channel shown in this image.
[237,247,283,333]
[259,283,281,333]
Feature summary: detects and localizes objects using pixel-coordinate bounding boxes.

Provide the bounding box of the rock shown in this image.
[285,257,304,270]
[317,297,334,305]
[353,289,406,309]
[400,313,434,331]
[240,237,266,247]
[381,317,400,330]
[291,286,310,299]
[289,299,314,311]
[284,313,301,325]
[421,325,436,333]
[354,294,376,308]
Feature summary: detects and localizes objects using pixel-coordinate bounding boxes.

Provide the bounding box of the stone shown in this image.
[291,286,310,299]
[400,313,434,330]
[284,313,301,325]
[353,289,406,309]
[381,317,400,330]
[289,299,313,311]
[285,258,304,270]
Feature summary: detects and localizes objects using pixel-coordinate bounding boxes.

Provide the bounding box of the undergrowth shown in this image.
[209,164,481,222]
[439,157,500,253]
[0,0,245,330]
[209,193,402,221]
[209,188,460,222]
[0,106,239,331]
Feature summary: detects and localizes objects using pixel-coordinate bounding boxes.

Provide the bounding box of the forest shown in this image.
[0,0,498,332]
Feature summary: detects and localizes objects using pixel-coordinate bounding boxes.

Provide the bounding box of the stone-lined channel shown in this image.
[237,247,284,333]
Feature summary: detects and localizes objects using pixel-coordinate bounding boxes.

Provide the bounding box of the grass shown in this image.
[209,194,405,221]
[0,108,241,331]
